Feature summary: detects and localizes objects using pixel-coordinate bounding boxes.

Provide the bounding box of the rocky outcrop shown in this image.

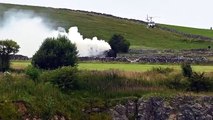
[110,96,213,120]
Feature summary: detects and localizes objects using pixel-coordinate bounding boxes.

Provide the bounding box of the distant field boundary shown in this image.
[11,61,213,72]
[157,25,213,41]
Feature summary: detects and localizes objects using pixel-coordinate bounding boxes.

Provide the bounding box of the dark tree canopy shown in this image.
[0,40,20,55]
[181,63,193,78]
[0,40,20,72]
[32,36,78,70]
[108,34,130,53]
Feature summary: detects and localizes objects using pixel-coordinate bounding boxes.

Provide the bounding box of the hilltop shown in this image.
[0,3,212,50]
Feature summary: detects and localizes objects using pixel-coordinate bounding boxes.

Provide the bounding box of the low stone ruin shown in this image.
[79,56,209,64]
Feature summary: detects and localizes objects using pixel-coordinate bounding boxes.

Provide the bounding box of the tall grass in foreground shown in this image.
[0,66,212,119]
[76,67,213,96]
[76,68,178,98]
[0,73,91,119]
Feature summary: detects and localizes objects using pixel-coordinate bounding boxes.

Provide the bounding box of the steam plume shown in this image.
[51,27,111,57]
[0,9,111,57]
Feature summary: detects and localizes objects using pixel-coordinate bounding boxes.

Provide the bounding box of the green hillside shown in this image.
[160,24,213,38]
[0,3,212,49]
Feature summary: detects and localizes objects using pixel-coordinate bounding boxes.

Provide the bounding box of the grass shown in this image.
[11,61,213,72]
[0,74,91,119]
[78,62,179,71]
[0,70,211,119]
[10,60,30,70]
[79,63,213,72]
[0,3,213,50]
[0,67,177,119]
[1,61,213,119]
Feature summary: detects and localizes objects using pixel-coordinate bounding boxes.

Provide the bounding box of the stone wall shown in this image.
[111,96,213,120]
[79,56,209,64]
[157,25,213,41]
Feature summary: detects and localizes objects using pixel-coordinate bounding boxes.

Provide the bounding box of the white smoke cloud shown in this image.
[0,9,52,57]
[51,27,111,57]
[0,9,111,57]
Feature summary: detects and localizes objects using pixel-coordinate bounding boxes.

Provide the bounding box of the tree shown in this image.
[0,40,20,72]
[32,36,78,70]
[181,63,193,78]
[188,72,211,93]
[108,34,130,53]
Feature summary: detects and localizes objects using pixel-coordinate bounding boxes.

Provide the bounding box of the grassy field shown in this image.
[79,62,213,72]
[160,24,213,38]
[0,3,212,50]
[11,61,213,72]
[11,60,30,70]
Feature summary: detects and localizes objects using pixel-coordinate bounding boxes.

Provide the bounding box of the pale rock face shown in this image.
[110,96,213,120]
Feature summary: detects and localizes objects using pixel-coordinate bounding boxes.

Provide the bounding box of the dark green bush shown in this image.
[181,63,193,78]
[25,65,41,82]
[187,72,212,92]
[40,66,79,91]
[32,36,78,70]
[109,34,130,53]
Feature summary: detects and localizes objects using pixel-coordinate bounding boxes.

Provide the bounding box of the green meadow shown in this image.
[11,61,213,72]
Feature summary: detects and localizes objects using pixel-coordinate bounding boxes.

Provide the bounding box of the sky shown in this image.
[0,0,212,29]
